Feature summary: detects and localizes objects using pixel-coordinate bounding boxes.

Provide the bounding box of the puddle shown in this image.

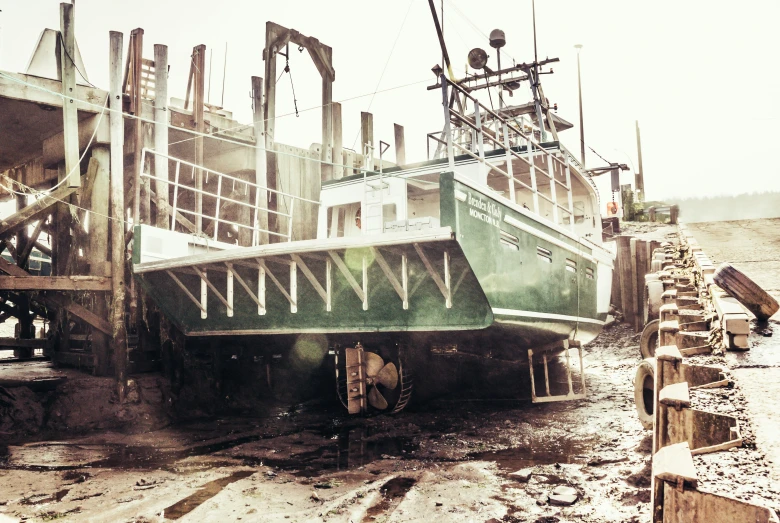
[253,427,418,477]
[20,489,69,505]
[2,433,281,472]
[468,437,592,471]
[163,470,254,520]
[1,424,417,478]
[362,477,416,522]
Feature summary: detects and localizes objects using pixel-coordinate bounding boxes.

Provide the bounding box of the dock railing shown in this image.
[140,148,320,245]
[430,75,578,229]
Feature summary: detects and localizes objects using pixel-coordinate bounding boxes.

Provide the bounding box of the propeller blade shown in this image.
[365,352,385,378]
[376,362,398,389]
[368,385,388,410]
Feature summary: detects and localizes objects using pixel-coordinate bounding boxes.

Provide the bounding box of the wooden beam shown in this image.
[361,111,374,160]
[394,123,406,166]
[0,276,111,291]
[332,102,343,179]
[321,45,333,181]
[252,76,269,245]
[109,31,130,400]
[59,3,80,188]
[0,184,77,240]
[154,44,170,229]
[18,218,45,268]
[41,294,112,335]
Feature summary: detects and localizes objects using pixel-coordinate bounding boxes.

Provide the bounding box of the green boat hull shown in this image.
[133,173,611,355]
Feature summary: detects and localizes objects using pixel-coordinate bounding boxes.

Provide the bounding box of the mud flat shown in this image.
[0,323,657,523]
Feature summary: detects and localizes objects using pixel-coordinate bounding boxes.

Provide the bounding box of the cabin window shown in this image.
[537,246,552,263]
[499,230,519,251]
[585,267,595,280]
[565,259,577,273]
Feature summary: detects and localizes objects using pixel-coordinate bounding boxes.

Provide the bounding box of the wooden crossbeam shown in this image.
[193,267,232,316]
[290,254,329,310]
[40,294,112,335]
[166,270,206,314]
[225,262,265,315]
[413,243,451,308]
[371,247,407,309]
[259,259,296,312]
[0,185,77,240]
[0,276,111,291]
[328,250,366,308]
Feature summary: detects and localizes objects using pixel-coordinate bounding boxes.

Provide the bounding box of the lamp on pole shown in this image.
[574,44,585,166]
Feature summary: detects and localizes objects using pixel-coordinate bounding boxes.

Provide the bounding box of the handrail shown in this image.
[140,148,320,244]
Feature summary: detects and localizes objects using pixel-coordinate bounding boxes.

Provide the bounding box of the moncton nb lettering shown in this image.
[469,207,500,227]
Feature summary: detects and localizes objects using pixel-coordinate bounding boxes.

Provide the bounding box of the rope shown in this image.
[350,0,415,149]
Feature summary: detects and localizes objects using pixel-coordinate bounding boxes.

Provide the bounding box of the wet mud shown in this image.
[0,322,665,522]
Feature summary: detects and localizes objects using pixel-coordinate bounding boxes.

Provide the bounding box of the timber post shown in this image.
[394,123,406,166]
[59,2,80,188]
[251,76,269,245]
[332,102,343,179]
[109,31,129,401]
[153,44,169,229]
[89,146,111,375]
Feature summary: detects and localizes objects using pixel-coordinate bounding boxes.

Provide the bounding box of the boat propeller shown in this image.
[365,351,399,410]
[344,344,399,413]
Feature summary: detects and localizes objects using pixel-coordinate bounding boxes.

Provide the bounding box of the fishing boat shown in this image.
[132,13,615,414]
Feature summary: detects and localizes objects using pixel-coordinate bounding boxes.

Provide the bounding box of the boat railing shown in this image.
[435,75,576,229]
[139,148,320,245]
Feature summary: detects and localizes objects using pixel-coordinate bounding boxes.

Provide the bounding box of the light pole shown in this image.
[574,44,585,166]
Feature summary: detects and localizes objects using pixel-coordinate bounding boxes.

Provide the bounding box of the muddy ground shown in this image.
[0,323,653,523]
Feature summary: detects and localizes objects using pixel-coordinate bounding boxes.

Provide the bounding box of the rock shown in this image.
[508,468,533,482]
[435,502,442,507]
[548,485,578,506]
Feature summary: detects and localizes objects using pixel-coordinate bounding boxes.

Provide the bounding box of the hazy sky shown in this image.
[1,0,778,204]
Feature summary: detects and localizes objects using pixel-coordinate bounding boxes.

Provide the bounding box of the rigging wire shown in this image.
[350,0,415,150]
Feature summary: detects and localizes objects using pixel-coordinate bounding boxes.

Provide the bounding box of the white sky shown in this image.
[1,0,778,204]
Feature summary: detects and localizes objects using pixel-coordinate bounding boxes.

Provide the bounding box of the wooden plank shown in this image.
[653,441,698,488]
[663,482,777,523]
[41,294,112,336]
[713,262,779,320]
[0,276,111,291]
[0,338,50,348]
[0,185,77,240]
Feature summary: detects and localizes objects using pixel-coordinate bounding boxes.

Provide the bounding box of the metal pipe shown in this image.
[575,45,585,166]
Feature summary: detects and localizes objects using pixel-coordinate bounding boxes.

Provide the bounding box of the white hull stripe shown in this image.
[492,308,606,326]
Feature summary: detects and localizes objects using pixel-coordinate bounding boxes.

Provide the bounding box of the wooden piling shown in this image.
[109,31,129,401]
[192,44,206,233]
[635,239,648,329]
[153,44,169,229]
[59,2,80,188]
[394,123,406,166]
[320,46,333,181]
[15,194,33,353]
[332,102,343,179]
[89,146,111,375]
[251,76,269,245]
[361,111,373,165]
[617,236,636,328]
[129,28,145,225]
